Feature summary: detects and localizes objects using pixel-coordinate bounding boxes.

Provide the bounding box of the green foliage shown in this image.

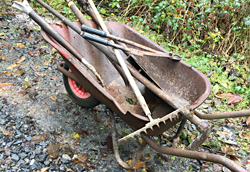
[98,0,249,57]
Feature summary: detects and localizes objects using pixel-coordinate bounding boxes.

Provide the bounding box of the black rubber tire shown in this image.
[63,64,100,108]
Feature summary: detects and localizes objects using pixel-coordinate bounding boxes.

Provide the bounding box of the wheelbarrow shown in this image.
[13,1,250,171]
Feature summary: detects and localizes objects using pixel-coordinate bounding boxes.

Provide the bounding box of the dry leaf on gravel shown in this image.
[72,153,89,165]
[12,68,25,76]
[16,56,25,64]
[31,133,48,143]
[47,141,60,159]
[3,41,11,46]
[0,83,13,88]
[227,94,242,105]
[16,43,25,48]
[213,163,223,171]
[3,71,11,76]
[7,64,19,70]
[40,167,50,172]
[49,95,57,101]
[71,132,80,140]
[126,160,146,170]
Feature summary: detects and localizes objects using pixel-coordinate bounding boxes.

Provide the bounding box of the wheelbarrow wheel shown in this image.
[63,64,100,108]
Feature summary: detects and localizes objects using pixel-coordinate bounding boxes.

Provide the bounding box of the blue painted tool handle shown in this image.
[83,33,110,45]
[81,25,107,37]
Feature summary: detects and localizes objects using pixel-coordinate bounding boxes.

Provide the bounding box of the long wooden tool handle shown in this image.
[88,0,153,121]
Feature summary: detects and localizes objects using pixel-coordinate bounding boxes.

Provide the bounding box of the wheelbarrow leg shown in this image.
[109,109,148,170]
[141,133,248,172]
[178,107,212,150]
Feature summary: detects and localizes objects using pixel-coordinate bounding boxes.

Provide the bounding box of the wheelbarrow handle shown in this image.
[81,25,107,37]
[82,32,110,46]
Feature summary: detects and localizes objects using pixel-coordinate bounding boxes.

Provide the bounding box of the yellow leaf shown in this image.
[72,132,80,139]
[16,56,25,64]
[3,71,11,76]
[49,95,56,101]
[0,83,13,88]
[125,160,146,170]
[44,59,51,66]
[0,56,5,60]
[35,72,46,76]
[24,77,29,82]
[7,64,19,70]
[16,43,25,48]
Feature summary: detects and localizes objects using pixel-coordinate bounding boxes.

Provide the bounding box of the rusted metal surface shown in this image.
[141,133,247,172]
[195,109,250,119]
[41,21,211,136]
[108,22,211,110]
[109,109,148,170]
[57,62,80,84]
[187,122,211,150]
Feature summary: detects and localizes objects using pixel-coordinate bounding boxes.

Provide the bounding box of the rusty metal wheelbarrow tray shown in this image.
[41,21,211,136]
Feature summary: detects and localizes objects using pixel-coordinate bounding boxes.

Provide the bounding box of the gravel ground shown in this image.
[0,3,249,172]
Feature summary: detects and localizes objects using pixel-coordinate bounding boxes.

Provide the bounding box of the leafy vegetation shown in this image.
[97,0,250,112]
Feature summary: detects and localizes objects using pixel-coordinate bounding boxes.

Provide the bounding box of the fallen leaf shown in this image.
[221,147,228,154]
[102,154,108,158]
[133,161,146,169]
[0,83,13,88]
[47,141,59,159]
[49,95,56,101]
[12,68,25,76]
[72,153,89,165]
[31,133,48,143]
[28,51,33,56]
[213,163,223,171]
[71,132,80,139]
[3,41,11,46]
[246,117,250,126]
[50,76,58,80]
[0,56,5,60]
[215,92,234,99]
[227,94,242,105]
[243,132,250,141]
[75,129,88,137]
[7,64,19,70]
[228,154,239,161]
[16,56,25,64]
[3,71,11,76]
[35,72,46,76]
[22,80,32,89]
[44,59,51,66]
[16,43,25,48]
[78,153,89,163]
[40,167,50,172]
[213,84,220,94]
[203,164,209,168]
